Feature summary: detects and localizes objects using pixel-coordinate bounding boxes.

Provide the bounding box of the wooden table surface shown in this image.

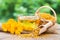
[0,24,60,40]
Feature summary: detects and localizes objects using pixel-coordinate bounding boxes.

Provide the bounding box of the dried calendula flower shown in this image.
[2,19,24,35]
[38,13,55,22]
[2,19,16,33]
[15,22,23,34]
[2,23,7,32]
[7,19,17,34]
[15,30,20,35]
[9,23,16,34]
[2,13,55,37]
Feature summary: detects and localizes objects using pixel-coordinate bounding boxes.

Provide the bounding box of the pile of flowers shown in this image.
[2,13,55,35]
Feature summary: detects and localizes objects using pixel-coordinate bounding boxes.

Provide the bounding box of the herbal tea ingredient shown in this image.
[2,19,38,35]
[38,13,55,22]
[2,13,55,36]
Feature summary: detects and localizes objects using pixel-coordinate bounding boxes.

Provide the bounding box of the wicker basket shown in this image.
[34,6,57,35]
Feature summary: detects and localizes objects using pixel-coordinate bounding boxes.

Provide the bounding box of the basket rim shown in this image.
[35,6,57,22]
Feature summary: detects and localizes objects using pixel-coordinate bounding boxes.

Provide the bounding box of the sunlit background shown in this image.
[0,0,60,23]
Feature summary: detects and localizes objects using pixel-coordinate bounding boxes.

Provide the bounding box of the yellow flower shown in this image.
[2,23,7,32]
[15,30,20,35]
[9,23,16,34]
[16,22,23,33]
[39,13,55,22]
[7,19,15,23]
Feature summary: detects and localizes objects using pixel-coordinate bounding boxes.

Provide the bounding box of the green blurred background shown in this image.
[0,0,60,23]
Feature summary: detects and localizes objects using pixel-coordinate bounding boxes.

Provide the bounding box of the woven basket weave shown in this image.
[34,6,57,35]
[35,6,57,23]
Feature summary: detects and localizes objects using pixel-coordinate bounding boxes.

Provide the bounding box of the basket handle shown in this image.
[35,6,57,22]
